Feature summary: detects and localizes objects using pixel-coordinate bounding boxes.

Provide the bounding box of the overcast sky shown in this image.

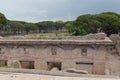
[0,0,120,22]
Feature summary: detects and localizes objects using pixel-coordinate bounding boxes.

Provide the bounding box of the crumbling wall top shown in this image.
[0,33,112,45]
[3,33,107,40]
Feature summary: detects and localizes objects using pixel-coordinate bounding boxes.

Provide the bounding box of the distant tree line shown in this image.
[0,12,120,36]
[0,12,65,35]
[65,12,120,36]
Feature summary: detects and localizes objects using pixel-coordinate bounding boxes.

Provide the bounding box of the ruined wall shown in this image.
[0,43,108,75]
[0,33,112,75]
[3,32,106,40]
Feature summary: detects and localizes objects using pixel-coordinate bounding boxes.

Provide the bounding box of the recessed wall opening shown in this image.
[47,62,62,71]
[0,48,4,54]
[76,62,93,74]
[76,62,93,65]
[20,61,34,69]
[0,60,7,66]
[24,48,29,54]
[81,49,87,56]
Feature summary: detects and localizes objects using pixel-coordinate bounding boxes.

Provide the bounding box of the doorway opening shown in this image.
[0,60,7,66]
[47,62,62,71]
[20,61,34,69]
[76,62,93,74]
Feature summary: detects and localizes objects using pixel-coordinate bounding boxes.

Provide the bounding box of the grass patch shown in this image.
[0,66,18,68]
[27,33,70,37]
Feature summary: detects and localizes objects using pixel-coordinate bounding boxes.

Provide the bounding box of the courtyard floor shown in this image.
[0,72,119,80]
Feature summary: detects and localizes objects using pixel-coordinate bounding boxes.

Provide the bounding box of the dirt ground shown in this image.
[0,72,119,80]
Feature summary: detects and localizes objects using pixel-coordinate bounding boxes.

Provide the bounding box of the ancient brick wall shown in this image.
[0,43,109,75]
[0,33,113,75]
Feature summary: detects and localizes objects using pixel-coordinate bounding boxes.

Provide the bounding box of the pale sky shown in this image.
[0,0,120,22]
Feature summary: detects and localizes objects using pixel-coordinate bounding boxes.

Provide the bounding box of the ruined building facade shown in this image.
[0,33,113,75]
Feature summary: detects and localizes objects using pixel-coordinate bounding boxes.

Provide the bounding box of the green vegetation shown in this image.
[27,33,70,37]
[0,66,18,68]
[36,21,65,33]
[0,12,120,36]
[0,13,7,25]
[66,12,120,36]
